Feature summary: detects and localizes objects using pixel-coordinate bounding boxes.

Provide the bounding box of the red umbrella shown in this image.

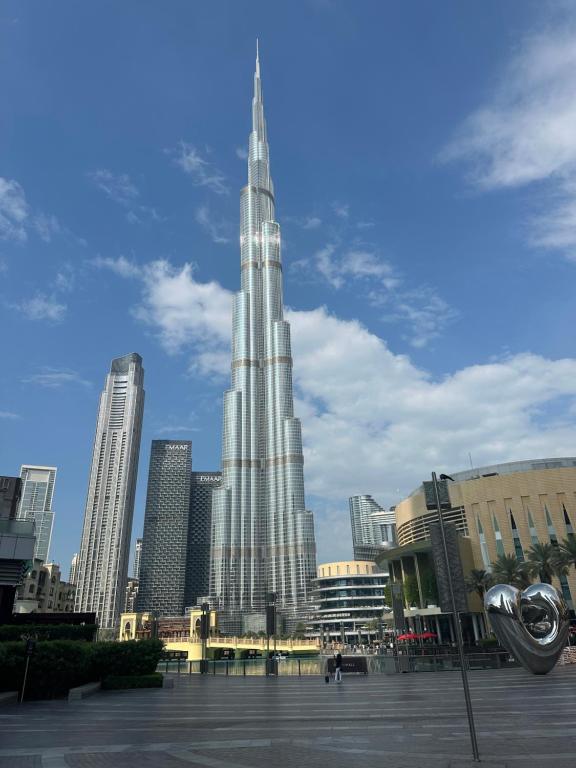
[397,633,419,641]
[418,632,438,639]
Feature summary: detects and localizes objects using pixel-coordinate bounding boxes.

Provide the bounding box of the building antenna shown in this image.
[468,452,474,471]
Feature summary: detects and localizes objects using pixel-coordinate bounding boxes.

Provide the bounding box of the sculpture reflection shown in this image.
[484,583,569,675]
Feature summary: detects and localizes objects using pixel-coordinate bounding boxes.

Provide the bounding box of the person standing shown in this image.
[335,652,343,683]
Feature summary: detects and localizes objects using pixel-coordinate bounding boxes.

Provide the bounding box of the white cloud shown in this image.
[235,146,248,160]
[22,368,91,388]
[302,216,322,230]
[332,201,349,219]
[0,177,29,241]
[33,212,61,242]
[0,410,20,419]
[376,285,459,348]
[171,143,228,195]
[441,21,576,260]
[14,294,66,322]
[100,258,576,549]
[89,169,140,206]
[195,205,230,244]
[92,255,142,278]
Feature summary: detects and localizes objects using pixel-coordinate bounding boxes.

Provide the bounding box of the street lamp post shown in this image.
[431,472,480,762]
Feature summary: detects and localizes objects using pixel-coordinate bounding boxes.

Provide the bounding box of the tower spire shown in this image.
[256,38,260,77]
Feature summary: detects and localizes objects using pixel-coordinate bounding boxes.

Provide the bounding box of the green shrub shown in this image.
[0,638,163,699]
[90,639,163,678]
[102,673,163,690]
[0,624,97,643]
[0,640,93,699]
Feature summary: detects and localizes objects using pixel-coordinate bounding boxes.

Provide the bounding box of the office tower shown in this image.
[69,553,79,585]
[185,471,221,608]
[349,494,396,561]
[17,465,57,562]
[209,50,317,620]
[124,577,139,613]
[136,441,192,616]
[74,353,145,629]
[0,476,35,622]
[133,538,143,580]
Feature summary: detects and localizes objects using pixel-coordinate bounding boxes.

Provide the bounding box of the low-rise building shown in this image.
[0,476,36,623]
[308,560,389,645]
[14,560,75,613]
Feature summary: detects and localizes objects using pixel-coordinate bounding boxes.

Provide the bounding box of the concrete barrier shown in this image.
[0,691,18,705]
[68,682,101,701]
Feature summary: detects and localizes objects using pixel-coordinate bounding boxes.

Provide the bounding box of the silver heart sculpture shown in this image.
[484,583,569,675]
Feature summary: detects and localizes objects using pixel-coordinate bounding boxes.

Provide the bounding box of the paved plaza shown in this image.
[2,665,576,767]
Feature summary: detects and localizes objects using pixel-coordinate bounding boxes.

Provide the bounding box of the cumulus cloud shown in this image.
[195,205,231,244]
[441,20,576,261]
[22,368,91,388]
[100,258,576,530]
[0,177,29,241]
[171,143,228,195]
[13,294,67,322]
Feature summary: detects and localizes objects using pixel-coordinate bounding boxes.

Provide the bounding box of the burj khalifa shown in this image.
[209,48,317,623]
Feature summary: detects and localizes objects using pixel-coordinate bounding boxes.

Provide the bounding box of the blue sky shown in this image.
[1,1,576,571]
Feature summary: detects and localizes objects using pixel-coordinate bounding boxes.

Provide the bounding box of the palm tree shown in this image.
[559,537,576,571]
[526,542,568,584]
[465,569,493,602]
[491,553,531,589]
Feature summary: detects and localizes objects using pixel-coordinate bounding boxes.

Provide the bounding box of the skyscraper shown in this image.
[69,552,79,585]
[17,465,57,562]
[133,537,143,580]
[75,353,144,629]
[186,471,221,608]
[137,440,192,616]
[209,50,317,621]
[349,494,396,561]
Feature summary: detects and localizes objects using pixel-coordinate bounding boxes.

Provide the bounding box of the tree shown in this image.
[491,554,531,589]
[293,622,306,639]
[559,537,576,571]
[403,574,419,607]
[465,569,493,602]
[526,542,568,584]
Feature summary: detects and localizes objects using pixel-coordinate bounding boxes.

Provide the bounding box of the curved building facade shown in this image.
[309,561,389,644]
[394,458,576,605]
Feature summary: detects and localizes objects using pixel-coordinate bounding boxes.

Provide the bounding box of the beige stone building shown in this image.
[394,457,576,608]
[14,560,76,613]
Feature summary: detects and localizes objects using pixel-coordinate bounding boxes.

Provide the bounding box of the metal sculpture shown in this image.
[484,583,569,675]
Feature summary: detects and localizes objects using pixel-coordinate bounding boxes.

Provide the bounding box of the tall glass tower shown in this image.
[17,465,57,562]
[209,49,317,620]
[75,353,144,628]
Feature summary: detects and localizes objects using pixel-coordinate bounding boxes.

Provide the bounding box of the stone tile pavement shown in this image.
[1,665,576,767]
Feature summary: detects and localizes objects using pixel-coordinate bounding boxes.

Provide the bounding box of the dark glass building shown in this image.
[137,441,192,616]
[185,472,221,608]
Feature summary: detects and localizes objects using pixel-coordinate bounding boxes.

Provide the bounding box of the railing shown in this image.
[158,651,518,676]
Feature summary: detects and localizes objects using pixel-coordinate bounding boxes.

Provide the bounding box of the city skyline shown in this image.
[2,3,576,574]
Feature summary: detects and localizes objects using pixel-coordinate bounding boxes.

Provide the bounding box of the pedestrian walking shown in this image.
[335,651,343,683]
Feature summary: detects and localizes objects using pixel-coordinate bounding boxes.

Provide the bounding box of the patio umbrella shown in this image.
[418,632,438,639]
[397,633,419,641]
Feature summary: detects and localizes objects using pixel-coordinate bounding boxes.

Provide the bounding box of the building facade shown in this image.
[133,538,143,580]
[0,476,35,623]
[136,441,192,616]
[349,495,396,561]
[124,577,139,613]
[75,353,145,628]
[186,472,221,608]
[15,560,75,614]
[209,51,317,620]
[17,465,57,562]
[394,457,576,609]
[309,561,389,644]
[68,553,78,585]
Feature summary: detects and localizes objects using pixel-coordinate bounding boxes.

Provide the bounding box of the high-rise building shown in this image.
[75,353,145,629]
[137,440,192,616]
[69,553,79,585]
[209,51,317,621]
[17,465,57,562]
[349,494,396,561]
[0,476,35,622]
[133,537,143,580]
[185,471,221,608]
